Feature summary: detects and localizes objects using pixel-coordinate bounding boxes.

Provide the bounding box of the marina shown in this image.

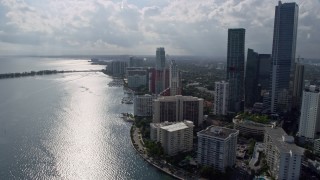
[120,113,135,122]
[107,78,124,87]
[122,97,134,104]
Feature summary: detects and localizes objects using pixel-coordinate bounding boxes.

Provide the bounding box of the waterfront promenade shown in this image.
[130,125,198,180]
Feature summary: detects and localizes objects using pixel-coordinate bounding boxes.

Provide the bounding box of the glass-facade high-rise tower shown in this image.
[227,28,245,113]
[270,1,299,113]
[245,49,260,108]
[245,49,272,108]
[156,47,166,70]
[169,60,181,96]
[155,47,166,94]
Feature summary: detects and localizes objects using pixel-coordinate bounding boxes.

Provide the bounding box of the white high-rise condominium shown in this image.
[150,121,194,156]
[214,81,229,115]
[298,85,320,139]
[264,127,304,180]
[197,126,238,172]
[153,95,203,127]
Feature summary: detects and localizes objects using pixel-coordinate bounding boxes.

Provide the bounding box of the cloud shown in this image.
[0,0,319,58]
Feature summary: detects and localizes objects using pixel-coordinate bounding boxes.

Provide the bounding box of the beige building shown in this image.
[264,127,304,180]
[150,121,194,156]
[153,95,203,126]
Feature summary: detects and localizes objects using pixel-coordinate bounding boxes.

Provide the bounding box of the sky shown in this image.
[0,0,319,58]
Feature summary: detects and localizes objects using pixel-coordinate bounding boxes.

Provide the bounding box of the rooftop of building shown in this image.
[278,1,298,6]
[135,94,153,98]
[155,95,203,102]
[215,80,228,84]
[198,125,238,139]
[304,85,319,93]
[127,69,147,75]
[161,121,194,132]
[265,127,304,155]
[126,67,144,70]
[233,118,271,130]
[151,120,194,132]
[235,113,271,124]
[228,28,245,31]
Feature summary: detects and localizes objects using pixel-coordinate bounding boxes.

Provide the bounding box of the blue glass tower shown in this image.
[270,1,299,113]
[155,47,166,94]
[245,49,260,108]
[227,28,245,113]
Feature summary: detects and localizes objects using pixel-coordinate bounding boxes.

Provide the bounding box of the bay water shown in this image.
[0,57,172,179]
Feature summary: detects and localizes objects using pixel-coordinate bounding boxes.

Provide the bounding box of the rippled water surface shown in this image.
[0,57,172,179]
[0,56,105,74]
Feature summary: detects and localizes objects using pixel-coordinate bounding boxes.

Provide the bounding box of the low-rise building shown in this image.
[308,159,320,176]
[233,116,273,137]
[314,139,320,155]
[150,121,194,156]
[197,126,239,172]
[264,127,304,180]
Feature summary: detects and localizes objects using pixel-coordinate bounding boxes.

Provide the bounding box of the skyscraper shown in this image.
[155,47,166,94]
[258,54,272,91]
[270,1,299,113]
[227,28,245,113]
[245,49,260,108]
[245,50,272,108]
[169,60,181,96]
[156,47,166,70]
[292,62,305,110]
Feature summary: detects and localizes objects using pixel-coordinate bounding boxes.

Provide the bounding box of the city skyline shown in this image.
[0,0,320,58]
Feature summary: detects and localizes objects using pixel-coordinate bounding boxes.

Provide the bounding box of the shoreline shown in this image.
[0,69,102,80]
[129,125,185,180]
